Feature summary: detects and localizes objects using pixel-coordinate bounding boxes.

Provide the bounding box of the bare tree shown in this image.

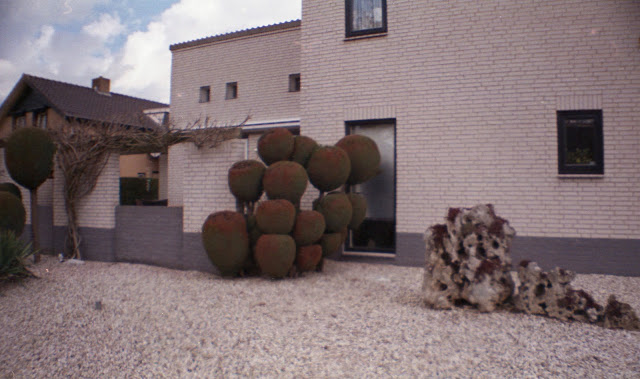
[48,116,246,259]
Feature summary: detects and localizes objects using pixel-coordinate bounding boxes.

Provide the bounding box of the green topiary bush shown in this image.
[201,211,250,276]
[320,232,344,257]
[336,134,381,185]
[0,183,22,200]
[347,192,367,230]
[0,192,26,236]
[262,161,308,204]
[314,192,353,233]
[255,199,296,234]
[257,128,295,165]
[290,135,318,167]
[292,210,325,246]
[120,178,159,205]
[254,234,296,278]
[228,160,266,203]
[296,244,322,272]
[4,127,56,191]
[306,146,351,192]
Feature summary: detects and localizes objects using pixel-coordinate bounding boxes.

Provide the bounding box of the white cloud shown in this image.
[83,13,126,41]
[113,0,301,103]
[0,0,301,104]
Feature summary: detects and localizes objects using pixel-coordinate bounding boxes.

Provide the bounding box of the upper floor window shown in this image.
[289,74,301,92]
[225,82,238,100]
[13,115,26,130]
[199,86,210,103]
[346,0,387,37]
[34,111,47,129]
[557,110,603,175]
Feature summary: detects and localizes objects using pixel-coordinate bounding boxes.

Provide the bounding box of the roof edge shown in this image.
[170,19,301,51]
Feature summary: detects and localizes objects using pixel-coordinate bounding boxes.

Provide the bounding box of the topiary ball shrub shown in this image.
[320,232,344,257]
[292,210,325,246]
[4,127,56,190]
[228,160,266,203]
[290,135,318,167]
[254,234,296,279]
[201,211,250,276]
[255,199,296,234]
[0,192,26,236]
[0,183,22,201]
[306,146,351,192]
[336,134,381,185]
[246,214,263,248]
[262,161,308,204]
[347,192,367,230]
[257,128,295,165]
[314,192,353,233]
[296,244,322,272]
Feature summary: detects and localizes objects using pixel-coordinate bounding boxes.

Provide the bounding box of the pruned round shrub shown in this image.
[336,134,380,185]
[0,183,22,201]
[262,161,308,204]
[306,146,351,192]
[201,211,250,276]
[246,214,262,247]
[255,234,296,278]
[290,135,318,167]
[292,210,325,246]
[296,244,322,272]
[347,192,367,230]
[228,160,266,203]
[255,199,296,234]
[315,192,353,233]
[4,127,56,190]
[257,128,295,165]
[320,233,344,257]
[0,192,26,236]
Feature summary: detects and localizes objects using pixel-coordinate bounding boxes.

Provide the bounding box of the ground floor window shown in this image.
[345,119,395,253]
[557,110,603,175]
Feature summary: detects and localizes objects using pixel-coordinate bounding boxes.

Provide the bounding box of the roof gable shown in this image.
[0,74,168,129]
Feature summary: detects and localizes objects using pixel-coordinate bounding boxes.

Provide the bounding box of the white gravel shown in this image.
[1,256,638,378]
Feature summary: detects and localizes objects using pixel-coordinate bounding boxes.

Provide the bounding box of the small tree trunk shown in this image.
[30,189,40,263]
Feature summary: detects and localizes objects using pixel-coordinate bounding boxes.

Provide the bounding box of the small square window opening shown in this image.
[289,74,301,92]
[226,82,238,100]
[199,86,210,103]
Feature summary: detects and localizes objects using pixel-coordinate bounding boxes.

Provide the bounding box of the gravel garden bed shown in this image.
[1,256,638,378]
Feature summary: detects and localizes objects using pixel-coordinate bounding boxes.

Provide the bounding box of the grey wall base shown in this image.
[349,232,640,277]
[26,208,640,277]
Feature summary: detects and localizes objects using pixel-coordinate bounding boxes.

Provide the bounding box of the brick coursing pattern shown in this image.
[301,0,640,239]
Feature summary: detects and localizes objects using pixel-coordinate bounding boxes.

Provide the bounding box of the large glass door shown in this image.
[346,119,395,253]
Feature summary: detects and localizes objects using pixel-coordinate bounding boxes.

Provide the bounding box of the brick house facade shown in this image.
[168,1,639,275]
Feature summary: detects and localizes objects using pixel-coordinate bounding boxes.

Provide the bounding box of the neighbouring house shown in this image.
[166,1,639,275]
[0,74,168,255]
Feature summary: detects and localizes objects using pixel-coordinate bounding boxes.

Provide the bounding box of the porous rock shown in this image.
[422,204,515,312]
[514,261,640,330]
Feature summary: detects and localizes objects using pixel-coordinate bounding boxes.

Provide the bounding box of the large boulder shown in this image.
[422,204,515,312]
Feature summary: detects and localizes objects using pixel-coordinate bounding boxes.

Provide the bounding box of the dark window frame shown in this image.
[344,118,396,254]
[345,0,387,38]
[557,110,604,175]
[199,86,210,103]
[225,82,238,100]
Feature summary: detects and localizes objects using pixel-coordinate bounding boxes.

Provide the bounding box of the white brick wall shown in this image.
[74,154,119,229]
[182,139,246,233]
[170,24,301,129]
[302,0,640,239]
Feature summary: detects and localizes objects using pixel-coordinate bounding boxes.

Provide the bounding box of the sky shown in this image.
[0,0,302,104]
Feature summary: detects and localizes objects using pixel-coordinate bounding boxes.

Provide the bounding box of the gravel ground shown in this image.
[0,256,638,378]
